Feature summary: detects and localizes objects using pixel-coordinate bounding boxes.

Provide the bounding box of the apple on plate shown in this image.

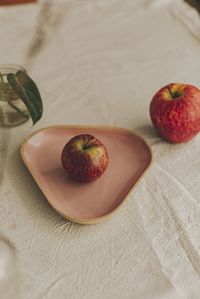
[150,83,200,143]
[61,134,109,183]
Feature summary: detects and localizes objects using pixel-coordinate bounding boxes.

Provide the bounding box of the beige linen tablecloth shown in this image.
[0,0,200,298]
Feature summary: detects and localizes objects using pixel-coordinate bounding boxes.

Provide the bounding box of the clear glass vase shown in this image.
[0,65,29,127]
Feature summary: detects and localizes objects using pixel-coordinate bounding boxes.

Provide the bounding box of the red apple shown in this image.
[61,134,109,183]
[150,83,200,143]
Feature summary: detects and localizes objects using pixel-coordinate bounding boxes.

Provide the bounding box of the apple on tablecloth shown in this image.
[61,134,109,183]
[150,83,200,143]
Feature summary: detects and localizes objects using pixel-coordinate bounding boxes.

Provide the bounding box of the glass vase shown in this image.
[0,65,29,127]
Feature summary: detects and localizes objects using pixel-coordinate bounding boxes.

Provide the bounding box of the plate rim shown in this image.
[20,125,153,224]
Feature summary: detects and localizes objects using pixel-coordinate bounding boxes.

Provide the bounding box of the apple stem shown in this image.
[83,136,93,150]
[167,86,174,99]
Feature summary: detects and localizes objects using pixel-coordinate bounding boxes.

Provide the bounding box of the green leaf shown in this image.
[7,71,43,125]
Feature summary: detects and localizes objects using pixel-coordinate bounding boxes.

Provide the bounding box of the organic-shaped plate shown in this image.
[21,126,152,224]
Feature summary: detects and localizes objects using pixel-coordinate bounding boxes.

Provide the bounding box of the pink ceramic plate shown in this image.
[21,126,152,224]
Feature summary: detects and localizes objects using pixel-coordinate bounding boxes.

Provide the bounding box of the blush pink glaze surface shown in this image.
[21,127,152,221]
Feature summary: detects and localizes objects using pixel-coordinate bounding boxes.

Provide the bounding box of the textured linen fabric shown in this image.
[0,0,200,298]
